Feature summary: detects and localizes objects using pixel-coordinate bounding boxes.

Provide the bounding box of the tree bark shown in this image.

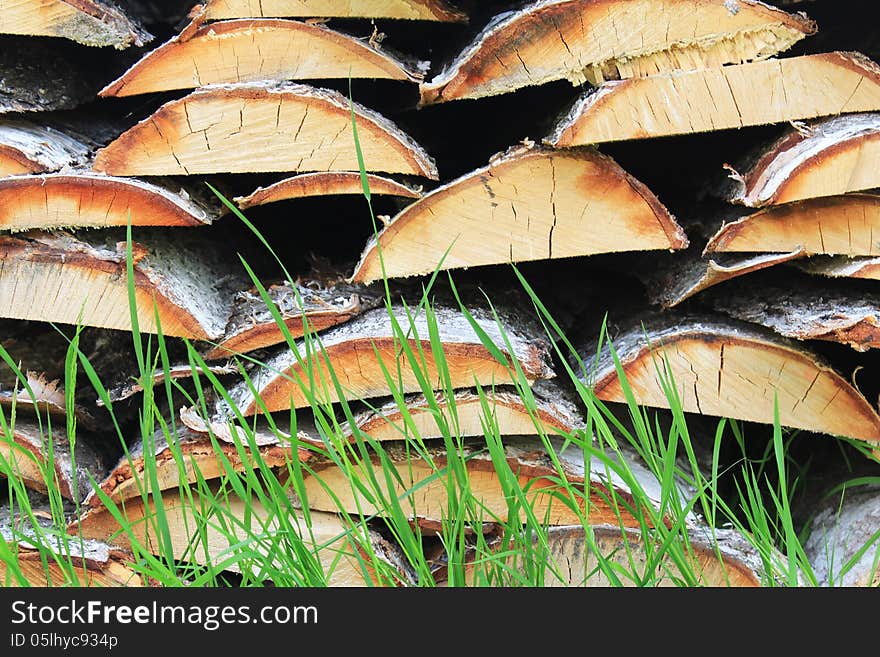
[0,118,92,175]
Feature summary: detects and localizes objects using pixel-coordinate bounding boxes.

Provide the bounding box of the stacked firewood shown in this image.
[0,0,878,587]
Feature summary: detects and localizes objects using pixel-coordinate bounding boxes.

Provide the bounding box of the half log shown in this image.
[725,113,880,207]
[0,119,92,175]
[419,0,815,104]
[797,255,880,281]
[350,143,688,284]
[547,52,880,146]
[92,82,439,177]
[574,314,880,444]
[203,0,467,22]
[99,18,427,97]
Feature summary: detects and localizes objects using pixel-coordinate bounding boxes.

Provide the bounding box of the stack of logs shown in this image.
[1,0,879,586]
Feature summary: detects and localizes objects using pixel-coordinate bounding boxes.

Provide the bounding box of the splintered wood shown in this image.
[92,82,439,177]
[576,316,880,444]
[234,172,422,209]
[547,52,880,145]
[202,0,467,21]
[0,231,243,339]
[725,113,880,207]
[0,0,151,48]
[419,0,814,104]
[100,18,428,97]
[226,304,555,414]
[0,119,91,175]
[350,143,687,283]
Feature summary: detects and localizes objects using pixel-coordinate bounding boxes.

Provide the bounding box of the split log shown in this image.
[0,371,97,430]
[203,277,383,360]
[803,485,880,586]
[708,275,880,352]
[704,194,880,256]
[85,425,310,508]
[202,0,467,22]
[72,485,415,586]
[725,113,880,207]
[101,362,238,404]
[419,0,815,104]
[796,255,880,281]
[547,52,880,146]
[0,0,151,48]
[574,314,880,445]
[350,143,688,284]
[294,436,684,529]
[225,303,556,414]
[92,82,439,177]
[0,173,218,231]
[234,172,422,210]
[0,119,92,175]
[0,230,244,339]
[99,18,428,98]
[0,418,108,503]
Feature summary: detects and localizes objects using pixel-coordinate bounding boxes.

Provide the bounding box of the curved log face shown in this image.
[727,113,880,207]
[235,172,422,209]
[420,0,814,104]
[798,255,880,281]
[203,0,467,21]
[548,52,880,146]
[0,0,151,48]
[100,19,425,98]
[0,174,214,231]
[585,318,880,443]
[0,120,92,175]
[92,82,439,177]
[705,194,880,256]
[350,144,687,284]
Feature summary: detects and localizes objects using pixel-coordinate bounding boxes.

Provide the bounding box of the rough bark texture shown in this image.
[203,0,467,21]
[234,172,423,209]
[103,362,238,403]
[420,0,814,104]
[796,255,880,281]
[351,142,687,283]
[0,118,93,175]
[547,52,880,146]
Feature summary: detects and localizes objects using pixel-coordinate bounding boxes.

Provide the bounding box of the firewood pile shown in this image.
[1,0,879,587]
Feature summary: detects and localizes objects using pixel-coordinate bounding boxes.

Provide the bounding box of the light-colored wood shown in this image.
[0,547,148,586]
[72,486,410,586]
[203,0,466,21]
[705,194,880,256]
[547,52,880,146]
[297,437,672,528]
[350,143,687,284]
[203,278,383,359]
[797,255,880,281]
[0,0,150,48]
[726,113,880,207]
[0,173,216,231]
[0,370,97,429]
[419,0,814,104]
[579,316,880,444]
[0,231,243,340]
[0,119,91,175]
[235,172,422,210]
[100,18,427,97]
[92,82,438,177]
[226,304,555,414]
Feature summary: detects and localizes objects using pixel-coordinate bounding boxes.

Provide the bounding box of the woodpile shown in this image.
[1,0,879,587]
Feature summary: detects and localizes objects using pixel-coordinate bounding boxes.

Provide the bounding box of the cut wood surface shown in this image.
[704,194,880,256]
[72,486,413,586]
[0,119,92,175]
[0,418,107,503]
[203,0,467,21]
[638,247,804,308]
[0,173,217,231]
[296,436,674,528]
[796,255,880,281]
[803,485,880,587]
[99,18,427,97]
[547,52,880,146]
[234,172,422,210]
[92,82,439,177]
[725,113,880,207]
[203,278,384,360]
[576,314,880,444]
[419,0,815,104]
[0,0,151,48]
[350,143,687,284]
[226,303,556,414]
[0,230,244,339]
